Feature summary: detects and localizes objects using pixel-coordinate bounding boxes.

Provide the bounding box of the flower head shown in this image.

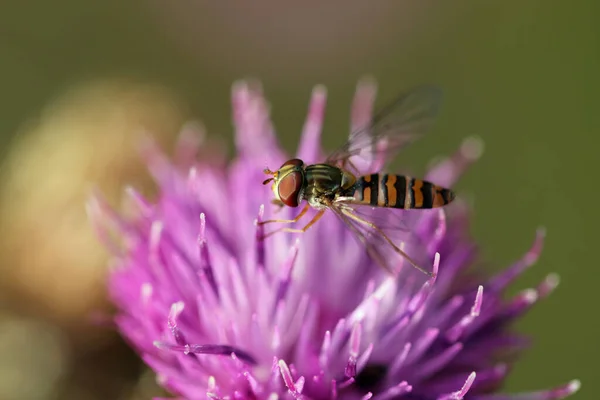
[91,80,580,399]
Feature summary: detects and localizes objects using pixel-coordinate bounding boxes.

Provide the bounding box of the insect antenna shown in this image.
[262,167,277,185]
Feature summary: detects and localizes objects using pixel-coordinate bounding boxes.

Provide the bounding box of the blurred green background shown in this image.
[0,1,595,399]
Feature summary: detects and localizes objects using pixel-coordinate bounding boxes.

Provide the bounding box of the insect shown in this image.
[260,85,455,276]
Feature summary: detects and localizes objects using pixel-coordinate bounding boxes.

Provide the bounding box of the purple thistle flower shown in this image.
[90,79,580,400]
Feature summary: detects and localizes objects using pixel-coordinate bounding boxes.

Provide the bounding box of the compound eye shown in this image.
[277,170,303,207]
[281,158,304,168]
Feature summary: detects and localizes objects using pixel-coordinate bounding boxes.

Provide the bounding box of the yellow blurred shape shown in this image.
[0,79,188,336]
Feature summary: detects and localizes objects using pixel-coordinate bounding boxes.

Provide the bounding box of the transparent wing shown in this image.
[329,203,434,276]
[325,85,443,175]
[348,205,412,234]
[330,204,397,275]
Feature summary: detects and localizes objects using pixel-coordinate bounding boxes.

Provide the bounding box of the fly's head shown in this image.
[262,158,306,207]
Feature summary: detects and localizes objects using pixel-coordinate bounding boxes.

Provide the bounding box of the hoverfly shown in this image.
[260,85,454,277]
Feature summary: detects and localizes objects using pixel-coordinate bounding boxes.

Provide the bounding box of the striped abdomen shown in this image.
[352,174,455,209]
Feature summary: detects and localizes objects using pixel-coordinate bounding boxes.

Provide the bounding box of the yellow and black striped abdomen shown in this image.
[352,174,455,209]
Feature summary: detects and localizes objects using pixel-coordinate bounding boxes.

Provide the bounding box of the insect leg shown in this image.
[259,203,310,225]
[261,210,326,239]
[341,208,433,277]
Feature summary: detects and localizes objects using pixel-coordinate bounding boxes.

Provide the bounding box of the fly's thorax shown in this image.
[304,164,345,196]
[340,170,357,190]
[307,196,329,210]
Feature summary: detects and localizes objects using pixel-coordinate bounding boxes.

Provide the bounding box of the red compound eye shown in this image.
[281,158,304,168]
[277,170,304,207]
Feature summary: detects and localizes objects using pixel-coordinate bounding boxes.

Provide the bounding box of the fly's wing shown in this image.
[348,205,412,234]
[329,203,435,276]
[330,205,398,275]
[325,85,443,176]
[348,199,442,233]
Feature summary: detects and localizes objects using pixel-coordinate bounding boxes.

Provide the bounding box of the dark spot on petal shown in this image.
[355,364,387,392]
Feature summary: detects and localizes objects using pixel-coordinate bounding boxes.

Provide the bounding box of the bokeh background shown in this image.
[0,1,596,399]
